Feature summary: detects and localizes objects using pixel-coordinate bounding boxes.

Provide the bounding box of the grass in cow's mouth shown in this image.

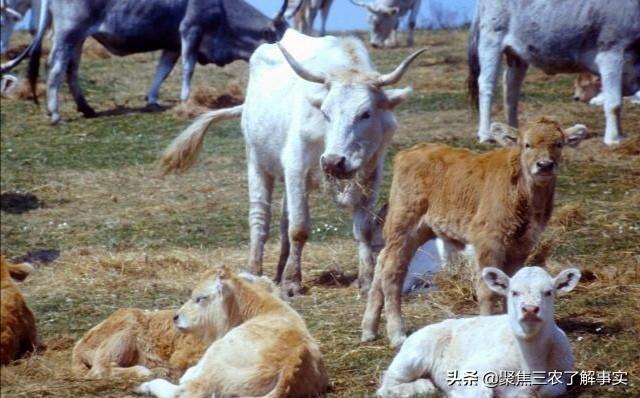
[1,29,639,397]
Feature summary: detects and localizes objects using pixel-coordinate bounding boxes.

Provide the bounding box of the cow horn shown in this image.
[0,0,23,20]
[278,43,326,84]
[285,0,304,19]
[376,48,427,86]
[274,0,289,21]
[349,0,378,14]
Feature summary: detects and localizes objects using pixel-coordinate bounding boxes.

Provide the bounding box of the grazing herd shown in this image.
[1,0,639,397]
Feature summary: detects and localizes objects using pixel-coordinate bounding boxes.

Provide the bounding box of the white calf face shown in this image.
[174,276,234,340]
[317,84,408,179]
[483,266,581,338]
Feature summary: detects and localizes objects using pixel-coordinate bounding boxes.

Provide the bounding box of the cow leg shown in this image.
[247,156,274,276]
[407,0,421,47]
[319,1,331,36]
[596,51,625,145]
[361,250,386,342]
[47,33,77,124]
[280,168,310,297]
[179,30,199,103]
[30,0,43,36]
[476,34,504,141]
[307,5,318,36]
[66,40,96,118]
[502,59,528,127]
[474,241,506,315]
[146,50,180,106]
[354,205,377,298]
[275,194,290,284]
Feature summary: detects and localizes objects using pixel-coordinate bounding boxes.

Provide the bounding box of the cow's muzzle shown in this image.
[534,160,556,176]
[321,154,355,179]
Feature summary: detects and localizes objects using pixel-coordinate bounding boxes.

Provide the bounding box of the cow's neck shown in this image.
[515,322,557,371]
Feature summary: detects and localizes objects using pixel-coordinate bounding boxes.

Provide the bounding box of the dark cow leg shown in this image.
[146,50,180,106]
[503,57,528,128]
[275,195,290,284]
[66,40,96,118]
[247,156,274,277]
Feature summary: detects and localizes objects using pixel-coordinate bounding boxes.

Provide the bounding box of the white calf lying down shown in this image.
[378,266,580,398]
[137,266,328,398]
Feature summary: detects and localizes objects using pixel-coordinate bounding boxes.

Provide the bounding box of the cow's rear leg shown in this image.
[86,331,141,379]
[67,40,96,118]
[247,158,274,276]
[596,51,625,145]
[146,50,180,106]
[503,58,528,127]
[475,242,506,315]
[275,194,290,284]
[476,34,504,141]
[361,250,387,342]
[178,28,198,103]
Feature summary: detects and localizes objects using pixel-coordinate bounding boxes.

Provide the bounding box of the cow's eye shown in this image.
[195,296,208,304]
[511,291,519,297]
[524,143,531,149]
[360,111,371,120]
[555,142,563,148]
[544,290,553,297]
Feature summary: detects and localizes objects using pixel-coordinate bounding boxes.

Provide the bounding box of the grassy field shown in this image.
[1,29,639,397]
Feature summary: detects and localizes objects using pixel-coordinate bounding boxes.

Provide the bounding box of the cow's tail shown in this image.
[160,105,243,175]
[466,12,480,111]
[0,0,50,104]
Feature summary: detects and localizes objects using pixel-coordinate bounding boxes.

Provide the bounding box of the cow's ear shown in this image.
[489,123,519,147]
[7,262,34,282]
[380,87,412,110]
[482,267,510,296]
[564,124,587,147]
[553,268,581,296]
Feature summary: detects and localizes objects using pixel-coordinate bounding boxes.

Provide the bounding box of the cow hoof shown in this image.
[50,114,61,125]
[361,330,378,343]
[478,134,492,143]
[80,106,97,118]
[389,333,407,348]
[280,281,306,298]
[145,102,163,112]
[604,135,623,146]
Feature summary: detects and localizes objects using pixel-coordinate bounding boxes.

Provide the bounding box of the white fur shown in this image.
[378,266,580,398]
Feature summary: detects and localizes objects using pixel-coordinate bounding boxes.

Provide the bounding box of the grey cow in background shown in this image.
[2,0,291,124]
[350,0,421,48]
[288,0,333,36]
[468,0,640,146]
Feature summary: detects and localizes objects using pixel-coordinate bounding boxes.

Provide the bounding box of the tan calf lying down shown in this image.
[72,308,207,379]
[1,256,40,365]
[362,118,586,347]
[137,266,329,398]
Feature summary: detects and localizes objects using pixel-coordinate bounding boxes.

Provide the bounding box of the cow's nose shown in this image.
[536,160,555,170]
[522,305,540,315]
[173,314,179,322]
[371,42,382,49]
[321,154,347,175]
[573,96,580,101]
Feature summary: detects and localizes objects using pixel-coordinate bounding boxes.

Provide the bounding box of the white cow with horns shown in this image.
[161,29,424,297]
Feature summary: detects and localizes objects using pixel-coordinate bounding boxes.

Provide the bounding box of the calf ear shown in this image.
[381,87,412,110]
[553,268,581,296]
[482,267,510,296]
[489,123,519,147]
[564,124,587,147]
[7,262,34,282]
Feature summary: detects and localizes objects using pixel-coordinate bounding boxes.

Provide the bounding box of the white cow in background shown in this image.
[467,0,640,146]
[0,0,41,54]
[288,0,334,36]
[378,266,581,398]
[161,29,425,297]
[350,0,421,48]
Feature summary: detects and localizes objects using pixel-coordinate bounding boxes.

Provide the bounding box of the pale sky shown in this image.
[249,0,475,31]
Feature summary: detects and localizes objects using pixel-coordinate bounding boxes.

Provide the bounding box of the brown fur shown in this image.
[573,73,601,103]
[361,118,585,346]
[159,266,329,397]
[1,256,39,365]
[72,309,206,379]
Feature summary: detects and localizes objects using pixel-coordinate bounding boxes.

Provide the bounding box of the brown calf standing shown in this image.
[361,118,586,347]
[1,256,40,365]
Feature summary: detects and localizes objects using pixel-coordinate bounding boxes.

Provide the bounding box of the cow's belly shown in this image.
[503,34,593,74]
